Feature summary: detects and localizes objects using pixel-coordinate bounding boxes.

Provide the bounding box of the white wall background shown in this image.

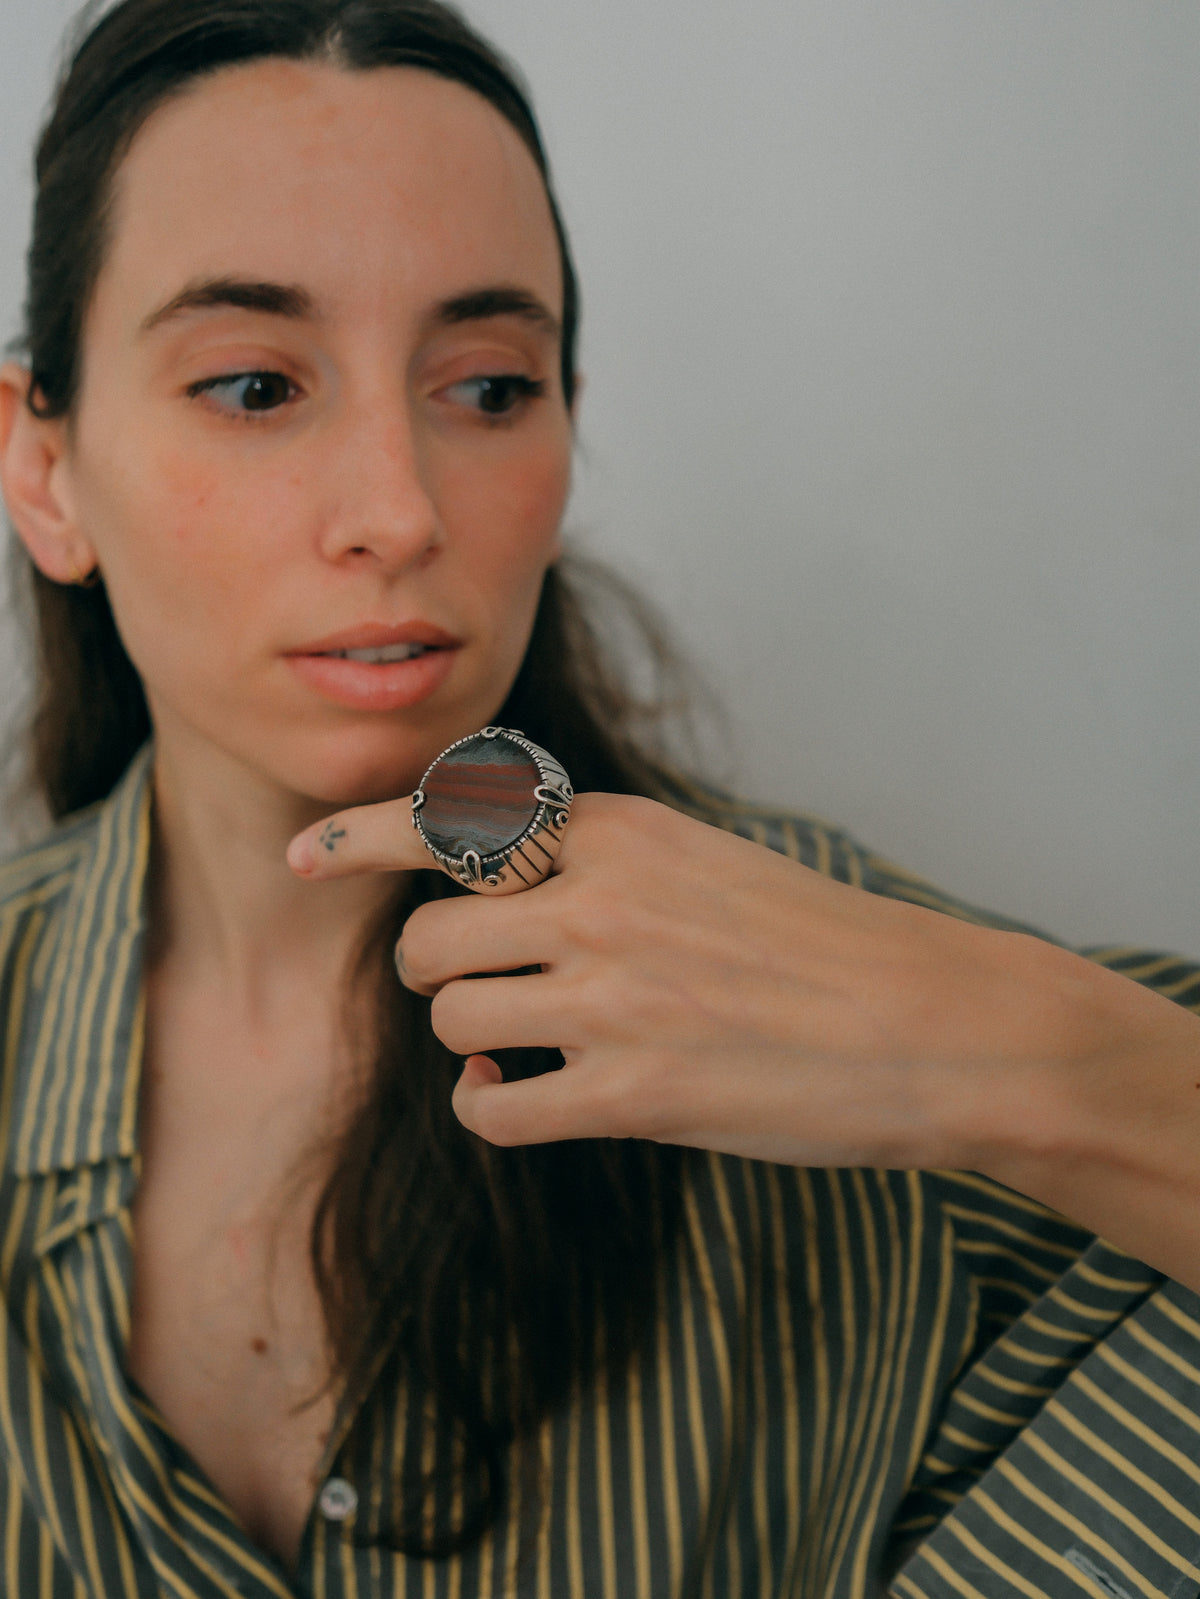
[0,0,1196,953]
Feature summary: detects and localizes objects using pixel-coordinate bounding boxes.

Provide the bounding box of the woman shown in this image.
[0,1,1197,1596]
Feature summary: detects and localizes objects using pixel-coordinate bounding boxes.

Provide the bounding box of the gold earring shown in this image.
[65,559,101,589]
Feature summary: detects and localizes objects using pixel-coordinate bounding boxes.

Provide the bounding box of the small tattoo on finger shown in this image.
[319,823,347,854]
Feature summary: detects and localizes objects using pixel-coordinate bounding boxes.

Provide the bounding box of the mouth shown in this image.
[285,623,462,711]
[290,620,461,657]
[319,641,439,665]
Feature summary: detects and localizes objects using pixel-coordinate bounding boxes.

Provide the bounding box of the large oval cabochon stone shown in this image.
[421,733,541,859]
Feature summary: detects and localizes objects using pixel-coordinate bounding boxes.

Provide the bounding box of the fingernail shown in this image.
[287,833,315,875]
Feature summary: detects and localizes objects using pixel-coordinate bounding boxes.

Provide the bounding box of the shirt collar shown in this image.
[8,746,152,1179]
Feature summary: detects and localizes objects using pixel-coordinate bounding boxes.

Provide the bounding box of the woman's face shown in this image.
[49,60,574,806]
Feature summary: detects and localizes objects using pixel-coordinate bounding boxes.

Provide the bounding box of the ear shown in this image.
[0,363,97,583]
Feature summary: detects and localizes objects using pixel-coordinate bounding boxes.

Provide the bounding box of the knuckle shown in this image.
[607,1049,683,1141]
[393,935,426,985]
[392,936,435,994]
[396,903,441,976]
[556,885,626,957]
[566,791,663,853]
[454,1077,532,1146]
[547,966,614,1040]
[471,1103,527,1147]
[555,872,662,959]
[591,1068,661,1140]
[429,985,472,1053]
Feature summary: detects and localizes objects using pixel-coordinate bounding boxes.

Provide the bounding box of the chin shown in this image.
[289,751,432,811]
[276,714,496,810]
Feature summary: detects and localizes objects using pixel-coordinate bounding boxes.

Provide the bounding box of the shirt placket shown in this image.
[37,1164,299,1599]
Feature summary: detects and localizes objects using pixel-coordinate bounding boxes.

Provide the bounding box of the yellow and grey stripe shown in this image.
[1,750,1197,1598]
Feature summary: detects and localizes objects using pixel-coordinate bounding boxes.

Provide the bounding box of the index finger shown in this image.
[288,795,432,878]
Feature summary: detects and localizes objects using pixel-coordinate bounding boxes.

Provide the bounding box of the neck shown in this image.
[148,731,400,1023]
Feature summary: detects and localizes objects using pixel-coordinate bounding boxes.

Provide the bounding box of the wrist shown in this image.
[960,941,1200,1279]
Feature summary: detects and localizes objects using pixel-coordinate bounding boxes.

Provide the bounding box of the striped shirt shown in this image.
[1,748,1198,1599]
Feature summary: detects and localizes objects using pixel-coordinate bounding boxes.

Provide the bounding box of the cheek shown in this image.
[89,446,284,685]
[78,425,228,578]
[117,447,296,608]
[482,438,572,571]
[155,456,288,596]
[158,455,222,532]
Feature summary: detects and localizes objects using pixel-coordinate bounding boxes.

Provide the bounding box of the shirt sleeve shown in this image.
[676,786,1200,1594]
[889,945,1200,1599]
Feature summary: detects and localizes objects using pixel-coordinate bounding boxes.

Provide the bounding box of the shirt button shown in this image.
[318,1477,359,1523]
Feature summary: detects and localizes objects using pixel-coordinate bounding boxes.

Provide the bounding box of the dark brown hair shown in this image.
[13,0,693,1558]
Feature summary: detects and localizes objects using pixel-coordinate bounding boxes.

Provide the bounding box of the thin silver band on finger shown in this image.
[412,726,573,895]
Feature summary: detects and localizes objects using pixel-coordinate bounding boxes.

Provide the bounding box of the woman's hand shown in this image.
[289,791,1200,1282]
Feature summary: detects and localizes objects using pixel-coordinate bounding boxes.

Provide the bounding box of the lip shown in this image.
[284,620,463,712]
[286,620,462,656]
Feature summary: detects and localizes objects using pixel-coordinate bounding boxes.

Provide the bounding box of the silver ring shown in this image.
[412,726,573,894]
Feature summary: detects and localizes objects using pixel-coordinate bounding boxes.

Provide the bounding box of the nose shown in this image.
[316,390,441,571]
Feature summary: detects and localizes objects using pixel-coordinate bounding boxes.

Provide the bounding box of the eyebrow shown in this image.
[139,277,561,341]
[140,277,315,334]
[431,286,561,342]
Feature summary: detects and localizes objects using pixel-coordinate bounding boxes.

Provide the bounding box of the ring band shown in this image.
[412,726,573,894]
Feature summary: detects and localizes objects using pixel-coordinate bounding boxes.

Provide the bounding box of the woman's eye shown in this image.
[444,374,545,417]
[188,370,297,415]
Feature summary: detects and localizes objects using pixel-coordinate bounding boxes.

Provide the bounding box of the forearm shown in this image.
[957,942,1200,1289]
